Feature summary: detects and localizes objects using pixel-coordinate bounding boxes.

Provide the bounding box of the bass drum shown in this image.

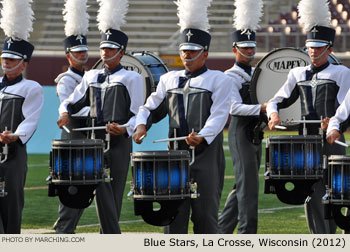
[93,51,169,103]
[251,47,341,126]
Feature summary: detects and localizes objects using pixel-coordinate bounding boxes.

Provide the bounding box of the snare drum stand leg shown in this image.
[174,128,178,150]
[319,116,324,150]
[91,119,95,140]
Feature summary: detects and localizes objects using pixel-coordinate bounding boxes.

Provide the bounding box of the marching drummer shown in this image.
[217,0,266,234]
[0,0,44,234]
[57,0,143,234]
[52,0,89,234]
[267,0,350,234]
[133,0,232,234]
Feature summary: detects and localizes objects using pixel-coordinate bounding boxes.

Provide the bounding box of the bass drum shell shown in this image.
[92,51,169,103]
[251,47,341,126]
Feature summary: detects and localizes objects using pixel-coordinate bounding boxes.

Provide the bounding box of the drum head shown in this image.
[251,48,310,123]
[92,51,169,103]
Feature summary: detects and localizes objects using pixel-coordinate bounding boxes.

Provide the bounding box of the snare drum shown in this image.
[265,135,323,205]
[93,51,169,103]
[323,155,350,231]
[327,155,350,205]
[267,135,322,179]
[51,139,105,184]
[131,150,190,200]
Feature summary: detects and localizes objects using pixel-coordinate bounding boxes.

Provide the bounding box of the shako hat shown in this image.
[231,0,263,48]
[97,0,129,50]
[298,0,335,47]
[62,0,89,53]
[175,0,212,51]
[0,0,35,62]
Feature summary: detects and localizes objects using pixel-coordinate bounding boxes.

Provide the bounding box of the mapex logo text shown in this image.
[123,63,141,74]
[267,56,308,73]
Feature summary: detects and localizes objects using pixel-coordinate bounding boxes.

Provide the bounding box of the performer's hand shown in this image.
[261,102,267,113]
[133,125,147,144]
[321,117,330,132]
[57,112,70,129]
[268,112,281,130]
[0,131,19,144]
[106,122,126,136]
[326,129,341,145]
[185,132,203,147]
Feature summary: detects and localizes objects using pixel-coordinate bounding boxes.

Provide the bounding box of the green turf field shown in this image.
[21,130,349,234]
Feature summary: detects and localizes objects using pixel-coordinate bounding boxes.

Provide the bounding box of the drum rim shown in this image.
[132,150,190,158]
[52,138,105,147]
[328,155,350,161]
[268,135,322,140]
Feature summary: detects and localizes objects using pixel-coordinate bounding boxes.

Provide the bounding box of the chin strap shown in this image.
[309,45,330,60]
[1,59,24,72]
[179,49,204,62]
[101,48,123,62]
[69,51,88,64]
[235,45,255,59]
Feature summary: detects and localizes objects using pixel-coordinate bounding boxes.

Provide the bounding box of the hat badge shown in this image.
[311,26,318,38]
[245,30,252,40]
[76,34,83,44]
[105,30,112,40]
[186,30,193,41]
[7,38,13,49]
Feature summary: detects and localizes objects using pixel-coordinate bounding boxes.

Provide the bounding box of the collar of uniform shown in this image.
[104,64,123,75]
[184,65,208,79]
[310,61,330,74]
[2,74,23,86]
[69,66,85,77]
[235,61,252,76]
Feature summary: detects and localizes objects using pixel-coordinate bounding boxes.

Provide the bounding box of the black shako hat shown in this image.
[63,34,88,54]
[2,37,34,62]
[179,28,211,51]
[306,25,335,47]
[232,29,256,47]
[100,28,128,50]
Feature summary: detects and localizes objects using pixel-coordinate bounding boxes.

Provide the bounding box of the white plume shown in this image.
[233,0,263,31]
[97,0,129,32]
[0,0,34,41]
[175,0,212,32]
[63,0,89,37]
[298,0,331,31]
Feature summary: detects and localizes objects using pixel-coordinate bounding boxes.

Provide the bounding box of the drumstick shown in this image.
[152,133,215,143]
[7,133,26,137]
[274,125,287,130]
[72,123,129,131]
[62,125,70,134]
[285,120,322,124]
[334,140,349,148]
